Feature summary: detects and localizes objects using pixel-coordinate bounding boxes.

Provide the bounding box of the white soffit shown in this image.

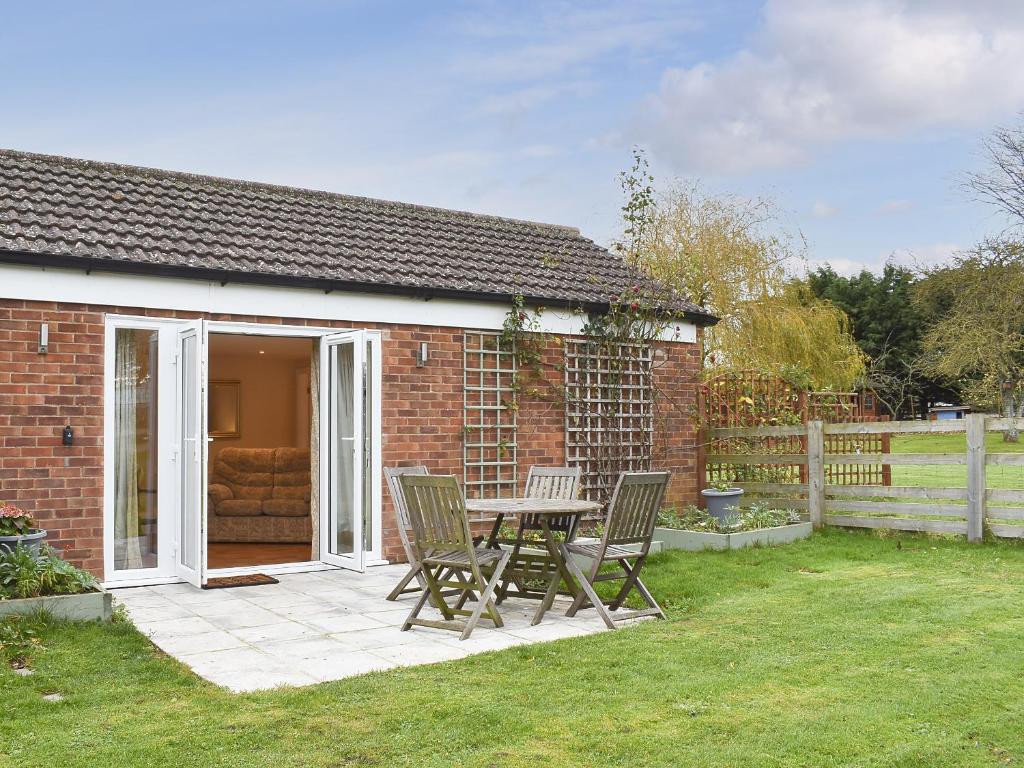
[1,263,698,343]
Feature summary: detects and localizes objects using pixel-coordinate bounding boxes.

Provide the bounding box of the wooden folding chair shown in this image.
[493,466,582,605]
[399,474,510,640]
[384,466,429,601]
[561,471,670,629]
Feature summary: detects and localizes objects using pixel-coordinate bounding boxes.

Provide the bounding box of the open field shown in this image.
[889,431,1024,488]
[5,530,1024,767]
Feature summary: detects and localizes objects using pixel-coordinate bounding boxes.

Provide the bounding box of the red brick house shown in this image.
[0,150,714,587]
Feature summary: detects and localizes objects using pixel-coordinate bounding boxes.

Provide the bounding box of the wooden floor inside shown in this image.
[207,543,313,569]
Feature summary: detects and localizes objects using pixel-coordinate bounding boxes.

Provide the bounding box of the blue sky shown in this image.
[4,1,1023,274]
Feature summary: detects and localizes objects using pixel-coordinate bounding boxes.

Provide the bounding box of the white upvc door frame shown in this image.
[174,320,208,587]
[318,329,383,570]
[103,316,385,587]
[102,316,181,585]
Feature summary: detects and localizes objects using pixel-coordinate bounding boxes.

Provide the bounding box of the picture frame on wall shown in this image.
[208,380,241,438]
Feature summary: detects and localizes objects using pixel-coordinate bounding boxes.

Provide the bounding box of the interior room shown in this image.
[206,333,315,569]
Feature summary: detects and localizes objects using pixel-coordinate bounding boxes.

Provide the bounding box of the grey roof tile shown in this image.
[0,149,714,323]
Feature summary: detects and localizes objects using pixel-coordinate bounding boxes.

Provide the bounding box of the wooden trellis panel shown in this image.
[703,371,889,487]
[564,340,654,504]
[463,331,517,498]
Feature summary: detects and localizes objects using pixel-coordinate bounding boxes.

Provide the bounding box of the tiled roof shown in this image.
[0,149,715,323]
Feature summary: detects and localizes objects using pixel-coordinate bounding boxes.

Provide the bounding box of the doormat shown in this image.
[203,574,280,590]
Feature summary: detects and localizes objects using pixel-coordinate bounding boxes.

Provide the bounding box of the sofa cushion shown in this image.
[213,448,276,500]
[272,448,312,501]
[218,499,264,517]
[262,499,309,518]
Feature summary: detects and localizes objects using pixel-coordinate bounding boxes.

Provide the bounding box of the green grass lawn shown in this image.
[5,530,1024,767]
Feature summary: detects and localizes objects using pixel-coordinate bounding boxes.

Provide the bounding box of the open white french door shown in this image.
[175,320,207,587]
[320,330,373,571]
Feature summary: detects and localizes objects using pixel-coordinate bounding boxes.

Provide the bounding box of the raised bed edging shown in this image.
[0,589,113,622]
[654,522,813,552]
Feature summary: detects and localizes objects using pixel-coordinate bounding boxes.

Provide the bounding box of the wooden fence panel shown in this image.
[705,416,1024,542]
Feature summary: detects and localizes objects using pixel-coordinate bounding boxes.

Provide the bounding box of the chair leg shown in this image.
[610,559,666,620]
[400,572,435,631]
[608,556,644,611]
[460,551,510,640]
[632,575,666,619]
[560,545,616,630]
[386,563,426,602]
[532,564,562,626]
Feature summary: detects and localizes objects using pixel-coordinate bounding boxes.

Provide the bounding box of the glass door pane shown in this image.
[176,321,206,587]
[112,328,160,571]
[323,331,365,571]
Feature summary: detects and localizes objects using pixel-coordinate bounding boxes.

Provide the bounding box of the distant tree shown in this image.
[805,263,955,417]
[915,240,1024,440]
[632,178,865,390]
[964,119,1024,229]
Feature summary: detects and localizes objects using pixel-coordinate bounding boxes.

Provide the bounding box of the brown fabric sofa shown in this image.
[207,447,313,543]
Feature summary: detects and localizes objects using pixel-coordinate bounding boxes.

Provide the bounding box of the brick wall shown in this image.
[0,298,702,575]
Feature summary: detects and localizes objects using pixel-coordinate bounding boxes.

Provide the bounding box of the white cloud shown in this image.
[889,242,961,269]
[638,0,1024,173]
[878,198,914,214]
[808,242,960,275]
[452,3,697,82]
[520,144,561,158]
[810,200,838,218]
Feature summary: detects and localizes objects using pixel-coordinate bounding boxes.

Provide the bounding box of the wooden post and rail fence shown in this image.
[705,414,1024,542]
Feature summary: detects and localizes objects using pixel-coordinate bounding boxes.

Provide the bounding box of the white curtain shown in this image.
[336,343,356,554]
[114,330,144,570]
[310,341,320,559]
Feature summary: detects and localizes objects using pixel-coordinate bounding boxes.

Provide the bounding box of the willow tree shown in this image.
[917,240,1024,439]
[633,179,865,390]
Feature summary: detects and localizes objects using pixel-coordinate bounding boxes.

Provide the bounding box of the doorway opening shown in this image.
[206,333,315,569]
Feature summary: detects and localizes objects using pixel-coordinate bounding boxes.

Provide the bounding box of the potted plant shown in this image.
[701,480,744,522]
[0,503,46,556]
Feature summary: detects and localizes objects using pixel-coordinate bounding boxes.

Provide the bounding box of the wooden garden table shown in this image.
[465,498,601,625]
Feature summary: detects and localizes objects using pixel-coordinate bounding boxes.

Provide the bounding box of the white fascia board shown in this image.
[0,262,697,343]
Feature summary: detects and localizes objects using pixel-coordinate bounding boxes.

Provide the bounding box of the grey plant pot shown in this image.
[701,488,744,522]
[0,529,47,556]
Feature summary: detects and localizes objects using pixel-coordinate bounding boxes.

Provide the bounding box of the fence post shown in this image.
[807,420,825,529]
[966,413,986,543]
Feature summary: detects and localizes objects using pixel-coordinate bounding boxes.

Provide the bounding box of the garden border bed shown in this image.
[654,522,812,551]
[0,589,113,622]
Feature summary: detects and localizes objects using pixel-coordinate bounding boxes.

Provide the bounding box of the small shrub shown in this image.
[0,614,43,667]
[0,544,98,600]
[657,503,800,533]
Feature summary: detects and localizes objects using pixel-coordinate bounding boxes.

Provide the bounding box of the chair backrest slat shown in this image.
[603,471,670,548]
[399,474,474,556]
[522,466,582,532]
[384,465,428,561]
[384,466,428,530]
[525,465,581,500]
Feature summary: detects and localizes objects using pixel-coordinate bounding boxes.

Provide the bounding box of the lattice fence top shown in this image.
[564,339,654,504]
[704,370,870,428]
[704,371,889,488]
[463,331,518,498]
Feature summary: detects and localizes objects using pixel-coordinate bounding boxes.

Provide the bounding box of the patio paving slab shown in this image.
[113,564,619,692]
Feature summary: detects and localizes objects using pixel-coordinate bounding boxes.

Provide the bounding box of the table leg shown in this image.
[483,513,505,549]
[531,518,582,626]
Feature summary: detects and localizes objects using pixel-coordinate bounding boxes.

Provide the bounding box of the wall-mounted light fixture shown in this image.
[38,323,49,354]
[416,342,429,368]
